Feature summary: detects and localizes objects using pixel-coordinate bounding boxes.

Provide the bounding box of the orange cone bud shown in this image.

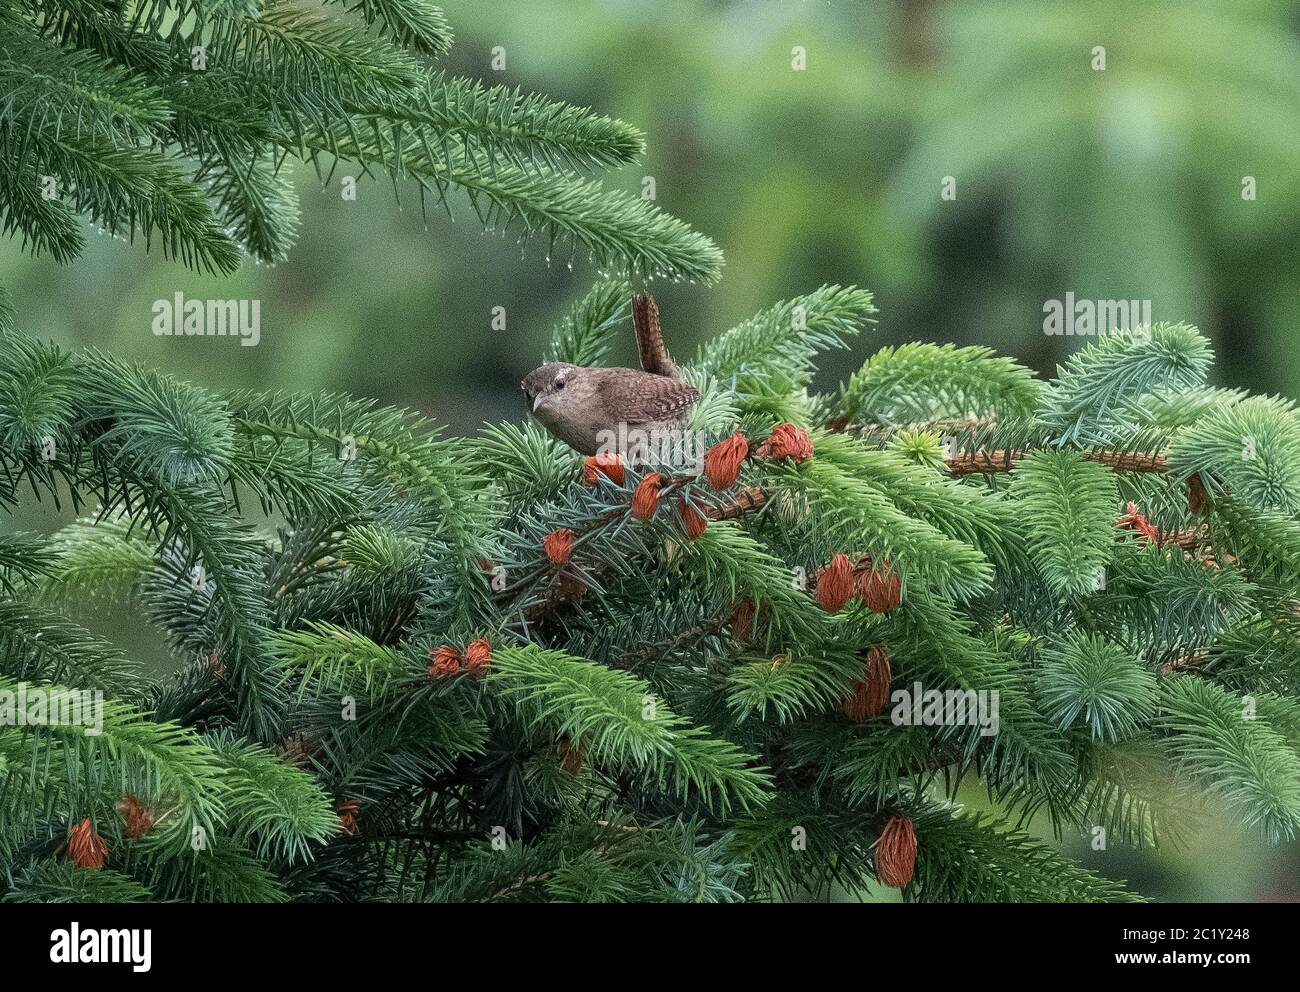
[631,473,664,520]
[815,552,854,613]
[543,528,575,565]
[704,433,749,490]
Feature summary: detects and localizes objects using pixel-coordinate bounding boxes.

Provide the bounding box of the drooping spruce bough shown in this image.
[4,284,1300,902]
[0,0,722,281]
[3,1,1300,903]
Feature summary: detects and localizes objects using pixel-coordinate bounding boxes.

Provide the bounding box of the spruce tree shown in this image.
[3,2,1300,904]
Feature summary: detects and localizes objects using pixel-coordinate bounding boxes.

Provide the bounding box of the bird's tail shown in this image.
[632,294,680,379]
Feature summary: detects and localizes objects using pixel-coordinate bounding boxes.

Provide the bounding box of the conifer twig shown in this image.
[945,449,1168,476]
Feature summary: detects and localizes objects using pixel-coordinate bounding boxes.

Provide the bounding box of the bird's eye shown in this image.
[555,379,566,390]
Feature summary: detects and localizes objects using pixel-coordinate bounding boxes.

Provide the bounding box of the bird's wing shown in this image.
[597,368,699,423]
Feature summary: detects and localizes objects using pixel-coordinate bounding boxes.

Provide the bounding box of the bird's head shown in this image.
[522,362,587,422]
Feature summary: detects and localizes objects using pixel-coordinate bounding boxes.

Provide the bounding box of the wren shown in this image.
[522,295,698,456]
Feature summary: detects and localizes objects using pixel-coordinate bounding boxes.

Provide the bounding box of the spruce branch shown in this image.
[1,251,1297,901]
[0,2,721,278]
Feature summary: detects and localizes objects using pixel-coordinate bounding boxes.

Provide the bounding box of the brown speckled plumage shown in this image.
[522,295,698,455]
[522,363,698,455]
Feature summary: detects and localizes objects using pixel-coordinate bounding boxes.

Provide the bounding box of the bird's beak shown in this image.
[532,393,544,413]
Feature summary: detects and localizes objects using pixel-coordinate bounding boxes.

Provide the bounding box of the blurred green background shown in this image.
[5,0,1300,900]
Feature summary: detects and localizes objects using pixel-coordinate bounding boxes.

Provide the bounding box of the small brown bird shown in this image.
[523,296,699,456]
